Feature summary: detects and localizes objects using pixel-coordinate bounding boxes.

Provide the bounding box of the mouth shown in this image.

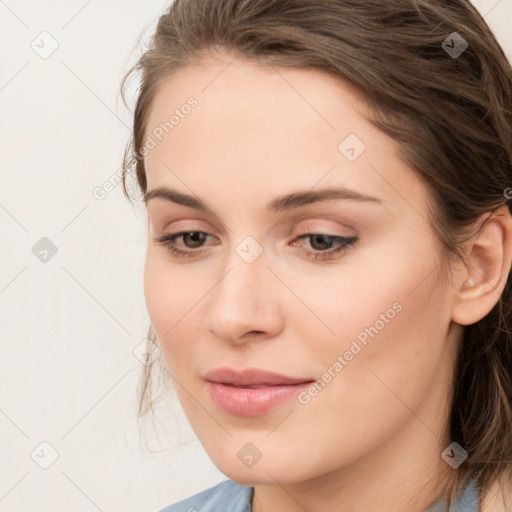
[203,367,314,386]
[203,367,315,417]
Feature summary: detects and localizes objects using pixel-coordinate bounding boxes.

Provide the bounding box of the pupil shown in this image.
[185,232,205,247]
[311,235,331,250]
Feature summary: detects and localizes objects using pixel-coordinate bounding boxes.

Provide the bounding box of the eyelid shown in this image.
[153,216,356,238]
[150,218,216,236]
[293,220,356,238]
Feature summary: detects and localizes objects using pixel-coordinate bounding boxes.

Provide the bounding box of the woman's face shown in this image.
[142,54,462,486]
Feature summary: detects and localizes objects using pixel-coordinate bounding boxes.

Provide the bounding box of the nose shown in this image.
[204,247,284,346]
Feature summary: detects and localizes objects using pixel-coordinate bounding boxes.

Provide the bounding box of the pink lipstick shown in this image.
[204,367,314,417]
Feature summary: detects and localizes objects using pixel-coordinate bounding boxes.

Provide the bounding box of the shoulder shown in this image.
[480,477,512,512]
[158,479,254,512]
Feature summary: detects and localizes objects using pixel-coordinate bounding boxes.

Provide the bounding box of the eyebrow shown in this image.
[144,186,383,213]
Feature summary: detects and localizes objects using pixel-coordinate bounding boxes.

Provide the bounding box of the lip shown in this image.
[204,367,314,417]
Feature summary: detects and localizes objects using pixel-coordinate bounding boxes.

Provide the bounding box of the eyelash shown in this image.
[153,231,357,261]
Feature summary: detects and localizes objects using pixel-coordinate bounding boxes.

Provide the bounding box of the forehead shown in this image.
[145,54,373,148]
[143,54,429,218]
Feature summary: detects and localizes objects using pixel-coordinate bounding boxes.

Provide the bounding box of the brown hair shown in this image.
[120,0,512,508]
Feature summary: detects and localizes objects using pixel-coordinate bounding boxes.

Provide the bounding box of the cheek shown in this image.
[143,251,182,358]
[143,249,208,371]
[143,250,171,328]
[296,246,450,426]
[289,239,445,356]
[143,249,194,327]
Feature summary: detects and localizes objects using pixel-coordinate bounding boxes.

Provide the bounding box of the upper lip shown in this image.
[203,367,314,386]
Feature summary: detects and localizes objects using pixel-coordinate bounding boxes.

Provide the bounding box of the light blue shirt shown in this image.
[158,477,479,512]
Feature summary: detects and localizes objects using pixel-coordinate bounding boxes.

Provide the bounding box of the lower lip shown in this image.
[206,381,312,417]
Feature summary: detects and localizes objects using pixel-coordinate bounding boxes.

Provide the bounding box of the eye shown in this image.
[153,231,212,258]
[292,233,357,260]
[153,231,358,260]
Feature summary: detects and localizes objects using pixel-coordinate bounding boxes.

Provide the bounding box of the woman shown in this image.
[120,1,512,510]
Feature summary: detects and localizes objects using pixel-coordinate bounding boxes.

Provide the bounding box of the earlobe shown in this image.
[451,205,512,326]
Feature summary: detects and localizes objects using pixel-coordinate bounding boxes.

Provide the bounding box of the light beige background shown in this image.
[0,1,511,510]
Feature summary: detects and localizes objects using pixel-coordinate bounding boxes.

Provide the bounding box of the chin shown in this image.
[207,446,315,487]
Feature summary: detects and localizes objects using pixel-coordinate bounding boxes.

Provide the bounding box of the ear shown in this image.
[451,205,512,326]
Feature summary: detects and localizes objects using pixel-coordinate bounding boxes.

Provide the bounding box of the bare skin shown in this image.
[142,52,512,512]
